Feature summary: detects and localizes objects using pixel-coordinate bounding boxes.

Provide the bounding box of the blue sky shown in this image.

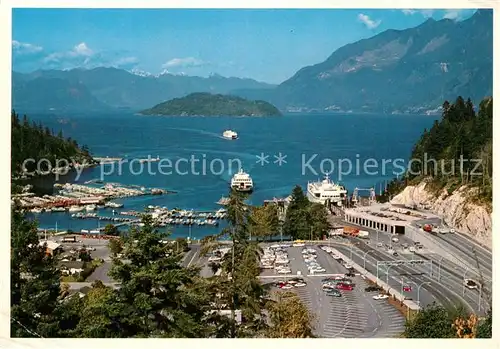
[12,8,477,84]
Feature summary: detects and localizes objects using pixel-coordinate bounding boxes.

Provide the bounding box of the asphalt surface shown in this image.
[335,233,489,315]
[263,245,406,338]
[86,261,112,282]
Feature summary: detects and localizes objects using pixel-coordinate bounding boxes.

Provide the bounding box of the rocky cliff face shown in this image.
[390,182,492,248]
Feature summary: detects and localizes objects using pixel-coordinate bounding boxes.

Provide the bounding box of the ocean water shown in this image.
[24,112,437,238]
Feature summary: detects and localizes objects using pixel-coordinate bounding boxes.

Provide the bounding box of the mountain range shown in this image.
[12,9,492,114]
[12,69,275,112]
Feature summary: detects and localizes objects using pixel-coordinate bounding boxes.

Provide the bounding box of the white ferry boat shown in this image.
[231,168,253,192]
[307,174,347,206]
[223,130,238,140]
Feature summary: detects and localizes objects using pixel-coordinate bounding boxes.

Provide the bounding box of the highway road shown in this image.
[409,218,492,281]
[335,235,489,315]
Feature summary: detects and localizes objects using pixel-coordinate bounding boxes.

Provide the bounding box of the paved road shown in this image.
[87,261,112,282]
[408,219,492,280]
[266,245,406,338]
[336,238,489,315]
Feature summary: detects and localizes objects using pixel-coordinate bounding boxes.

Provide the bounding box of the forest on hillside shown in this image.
[11,111,94,175]
[379,96,492,203]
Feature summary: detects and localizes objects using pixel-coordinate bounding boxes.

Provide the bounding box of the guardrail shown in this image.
[327,246,420,318]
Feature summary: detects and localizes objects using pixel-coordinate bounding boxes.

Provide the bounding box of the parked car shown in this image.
[345,272,356,277]
[373,294,389,300]
[294,282,307,288]
[336,283,353,291]
[365,285,382,292]
[322,282,336,289]
[325,289,342,297]
[464,279,478,289]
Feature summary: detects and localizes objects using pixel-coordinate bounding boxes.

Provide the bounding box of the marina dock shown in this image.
[17,182,167,212]
[69,207,227,228]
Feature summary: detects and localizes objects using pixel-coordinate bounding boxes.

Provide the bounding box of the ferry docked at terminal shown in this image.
[307,174,347,206]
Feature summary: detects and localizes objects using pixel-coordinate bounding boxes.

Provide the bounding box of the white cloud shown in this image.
[357,13,381,29]
[44,42,94,63]
[72,42,93,57]
[162,57,208,69]
[12,40,43,54]
[401,9,416,15]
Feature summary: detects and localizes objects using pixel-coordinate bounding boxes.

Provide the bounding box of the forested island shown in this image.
[140,92,282,117]
[11,110,95,178]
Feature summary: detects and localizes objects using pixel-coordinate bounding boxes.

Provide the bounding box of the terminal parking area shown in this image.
[260,243,406,338]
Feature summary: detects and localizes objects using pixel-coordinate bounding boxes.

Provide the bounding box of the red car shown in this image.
[336,283,353,291]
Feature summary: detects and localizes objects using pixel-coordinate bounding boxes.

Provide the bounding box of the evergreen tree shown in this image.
[11,203,63,337]
[108,215,212,337]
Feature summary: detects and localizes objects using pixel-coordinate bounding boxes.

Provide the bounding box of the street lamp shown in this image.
[437,256,445,281]
[363,250,374,270]
[462,266,469,296]
[385,265,395,285]
[416,281,431,309]
[478,283,483,312]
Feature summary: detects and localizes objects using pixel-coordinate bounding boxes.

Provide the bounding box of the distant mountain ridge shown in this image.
[11,10,492,114]
[12,67,276,112]
[238,9,493,114]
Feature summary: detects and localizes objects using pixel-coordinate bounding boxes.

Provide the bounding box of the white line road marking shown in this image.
[187,251,198,267]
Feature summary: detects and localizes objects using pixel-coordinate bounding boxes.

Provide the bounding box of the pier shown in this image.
[68,207,228,228]
[94,157,123,164]
[19,182,167,211]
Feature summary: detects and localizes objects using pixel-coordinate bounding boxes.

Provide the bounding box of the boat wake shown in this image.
[165,127,225,139]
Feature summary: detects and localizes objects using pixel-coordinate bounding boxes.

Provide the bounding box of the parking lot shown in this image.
[261,244,406,338]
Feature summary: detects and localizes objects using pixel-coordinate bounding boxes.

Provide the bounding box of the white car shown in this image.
[294,282,307,287]
[464,279,478,289]
[450,228,455,234]
[277,268,292,274]
[280,284,294,290]
[373,294,389,300]
[332,255,341,260]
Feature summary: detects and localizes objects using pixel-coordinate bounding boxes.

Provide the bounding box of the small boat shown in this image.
[85,204,96,211]
[68,206,84,213]
[223,130,238,140]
